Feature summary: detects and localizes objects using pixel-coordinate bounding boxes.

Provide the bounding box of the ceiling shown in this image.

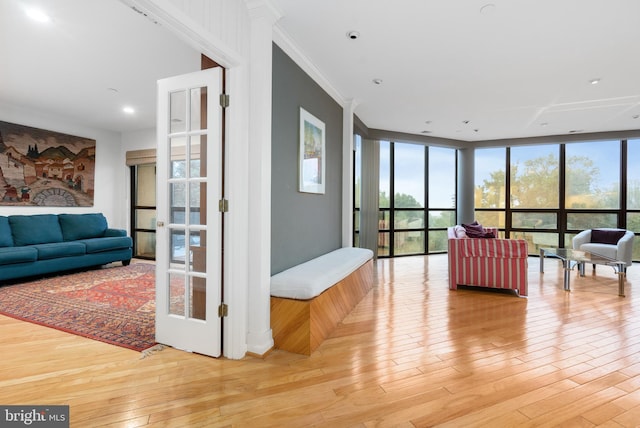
[0,0,200,133]
[2,0,640,142]
[270,0,640,142]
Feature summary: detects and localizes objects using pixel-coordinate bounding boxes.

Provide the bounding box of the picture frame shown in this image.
[299,107,325,194]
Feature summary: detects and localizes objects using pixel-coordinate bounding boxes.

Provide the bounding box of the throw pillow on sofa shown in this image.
[9,214,63,246]
[59,213,108,241]
[462,221,496,238]
[453,225,467,238]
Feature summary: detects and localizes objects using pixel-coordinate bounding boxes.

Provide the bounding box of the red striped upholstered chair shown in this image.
[447,225,528,297]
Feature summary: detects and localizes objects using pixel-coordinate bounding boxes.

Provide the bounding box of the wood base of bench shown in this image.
[270,259,374,355]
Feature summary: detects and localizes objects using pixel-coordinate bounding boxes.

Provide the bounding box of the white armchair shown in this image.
[572,228,635,272]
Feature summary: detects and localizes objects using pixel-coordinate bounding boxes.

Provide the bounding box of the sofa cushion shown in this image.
[0,216,13,247]
[79,236,133,253]
[580,243,618,260]
[9,214,63,246]
[590,229,626,245]
[0,246,38,265]
[34,242,87,260]
[104,228,126,237]
[59,213,108,241]
[270,247,374,300]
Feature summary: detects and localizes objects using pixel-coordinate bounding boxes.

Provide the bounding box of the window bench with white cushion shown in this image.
[270,247,374,355]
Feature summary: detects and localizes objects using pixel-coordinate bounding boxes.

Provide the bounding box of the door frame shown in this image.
[126,0,276,358]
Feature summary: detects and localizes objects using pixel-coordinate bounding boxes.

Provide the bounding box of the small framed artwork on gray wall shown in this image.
[299,107,325,194]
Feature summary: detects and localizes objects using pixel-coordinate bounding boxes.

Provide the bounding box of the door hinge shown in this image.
[220,94,230,108]
[219,199,229,212]
[218,303,228,317]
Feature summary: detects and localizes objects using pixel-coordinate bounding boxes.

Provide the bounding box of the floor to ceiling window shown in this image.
[627,139,640,260]
[428,146,457,251]
[378,140,391,256]
[474,147,506,232]
[474,139,639,260]
[392,142,425,256]
[354,139,456,257]
[353,134,362,248]
[509,144,560,250]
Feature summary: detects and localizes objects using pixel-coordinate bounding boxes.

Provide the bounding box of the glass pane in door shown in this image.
[191,230,206,275]
[169,272,185,316]
[189,182,203,225]
[170,91,187,133]
[170,137,187,178]
[190,275,206,320]
[190,87,205,130]
[190,135,202,177]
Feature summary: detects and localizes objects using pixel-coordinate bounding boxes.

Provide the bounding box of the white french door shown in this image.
[155,68,223,357]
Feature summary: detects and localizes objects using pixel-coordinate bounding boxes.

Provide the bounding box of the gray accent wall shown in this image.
[271,44,344,275]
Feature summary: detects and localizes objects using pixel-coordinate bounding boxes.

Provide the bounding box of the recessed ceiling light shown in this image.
[589,78,601,85]
[25,7,51,23]
[123,106,135,114]
[372,78,383,85]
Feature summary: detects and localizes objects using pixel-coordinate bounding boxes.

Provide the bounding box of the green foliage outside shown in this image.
[376,191,454,255]
[476,154,627,230]
[474,152,640,258]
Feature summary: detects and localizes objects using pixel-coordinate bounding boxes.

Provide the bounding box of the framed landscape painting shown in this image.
[0,121,96,206]
[299,107,325,194]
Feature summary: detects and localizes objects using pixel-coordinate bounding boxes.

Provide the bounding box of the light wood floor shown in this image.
[2,254,640,427]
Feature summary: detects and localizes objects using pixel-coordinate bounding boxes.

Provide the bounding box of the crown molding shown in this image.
[119,0,244,68]
[272,26,347,108]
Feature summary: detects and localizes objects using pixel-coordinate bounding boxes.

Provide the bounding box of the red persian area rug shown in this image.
[0,262,156,352]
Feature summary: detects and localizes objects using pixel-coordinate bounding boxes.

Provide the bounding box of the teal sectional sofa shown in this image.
[0,213,132,282]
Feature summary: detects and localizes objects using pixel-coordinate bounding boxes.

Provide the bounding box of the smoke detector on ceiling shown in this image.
[346,31,360,40]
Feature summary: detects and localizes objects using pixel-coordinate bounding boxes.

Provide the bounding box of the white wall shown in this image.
[121,127,155,152]
[0,102,128,229]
